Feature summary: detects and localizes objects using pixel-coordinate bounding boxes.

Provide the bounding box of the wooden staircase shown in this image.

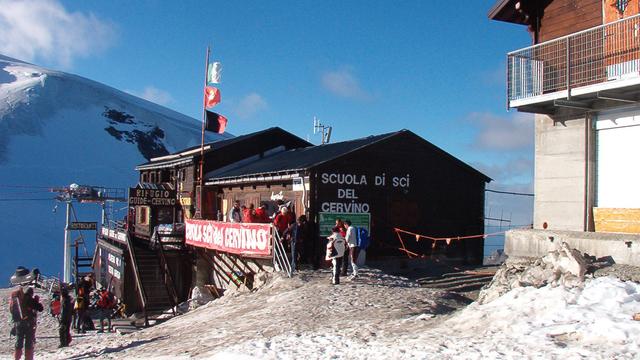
[134,245,175,313]
[126,235,179,326]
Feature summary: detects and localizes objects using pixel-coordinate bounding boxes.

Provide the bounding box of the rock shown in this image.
[478,242,590,304]
[188,285,215,310]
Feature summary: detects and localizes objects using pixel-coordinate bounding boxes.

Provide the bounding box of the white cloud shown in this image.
[321,67,371,100]
[0,0,116,67]
[469,112,534,151]
[129,86,174,106]
[235,93,267,119]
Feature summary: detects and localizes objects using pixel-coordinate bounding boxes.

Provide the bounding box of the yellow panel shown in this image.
[594,207,640,233]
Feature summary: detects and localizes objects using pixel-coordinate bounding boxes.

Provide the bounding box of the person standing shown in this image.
[243,203,256,223]
[344,220,360,279]
[9,287,24,359]
[274,207,293,238]
[285,215,308,272]
[254,203,269,223]
[75,274,94,333]
[325,231,346,285]
[13,287,43,360]
[228,200,242,222]
[59,286,73,348]
[96,287,116,333]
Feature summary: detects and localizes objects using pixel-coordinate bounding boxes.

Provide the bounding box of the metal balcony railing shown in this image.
[507,14,640,106]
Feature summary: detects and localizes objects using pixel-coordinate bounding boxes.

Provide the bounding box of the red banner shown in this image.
[185,219,272,258]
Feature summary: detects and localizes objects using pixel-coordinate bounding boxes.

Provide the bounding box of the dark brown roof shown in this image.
[207,130,491,184]
[488,0,530,25]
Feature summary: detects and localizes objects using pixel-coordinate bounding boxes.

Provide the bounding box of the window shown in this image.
[149,172,156,183]
[136,206,150,225]
[141,173,148,183]
[157,207,173,224]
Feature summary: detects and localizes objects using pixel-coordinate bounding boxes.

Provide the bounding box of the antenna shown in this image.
[312,116,333,144]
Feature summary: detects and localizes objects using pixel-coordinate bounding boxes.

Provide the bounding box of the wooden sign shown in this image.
[69,222,97,230]
[128,188,177,206]
[185,219,272,258]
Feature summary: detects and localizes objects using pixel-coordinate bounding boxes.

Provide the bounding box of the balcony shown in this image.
[508,14,640,114]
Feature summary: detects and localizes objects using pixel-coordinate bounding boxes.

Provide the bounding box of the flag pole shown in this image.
[197,46,210,219]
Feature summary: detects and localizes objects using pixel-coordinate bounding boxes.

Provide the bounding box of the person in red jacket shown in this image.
[274,206,295,236]
[96,288,116,333]
[243,203,256,223]
[254,203,269,223]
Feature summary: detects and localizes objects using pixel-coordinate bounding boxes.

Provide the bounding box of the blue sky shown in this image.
[0,0,534,225]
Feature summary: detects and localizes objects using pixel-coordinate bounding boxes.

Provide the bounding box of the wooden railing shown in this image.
[156,241,179,310]
[124,233,147,314]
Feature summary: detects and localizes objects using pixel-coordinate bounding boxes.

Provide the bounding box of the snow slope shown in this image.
[0,54,231,280]
[23,269,640,359]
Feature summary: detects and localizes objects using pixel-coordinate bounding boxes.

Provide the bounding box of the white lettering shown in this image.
[319,202,370,213]
[320,173,368,185]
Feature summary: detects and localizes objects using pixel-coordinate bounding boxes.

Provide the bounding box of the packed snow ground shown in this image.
[2,266,638,359]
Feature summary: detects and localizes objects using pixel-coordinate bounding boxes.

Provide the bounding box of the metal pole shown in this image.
[63,201,72,283]
[566,37,571,100]
[196,46,211,219]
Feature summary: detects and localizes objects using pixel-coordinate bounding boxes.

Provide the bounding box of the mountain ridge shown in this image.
[0,54,231,278]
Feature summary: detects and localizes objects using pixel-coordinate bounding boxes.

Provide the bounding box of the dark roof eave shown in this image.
[135,156,194,171]
[488,0,529,25]
[206,168,307,186]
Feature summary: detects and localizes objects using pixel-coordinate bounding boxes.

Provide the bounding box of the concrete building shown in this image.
[489,0,640,264]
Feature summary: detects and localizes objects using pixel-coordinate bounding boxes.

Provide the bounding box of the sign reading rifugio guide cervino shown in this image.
[128,188,177,206]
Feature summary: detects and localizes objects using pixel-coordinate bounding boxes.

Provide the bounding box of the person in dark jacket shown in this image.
[59,286,73,348]
[14,287,43,360]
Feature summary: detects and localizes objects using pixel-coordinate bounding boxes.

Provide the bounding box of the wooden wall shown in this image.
[312,132,487,265]
[539,0,602,43]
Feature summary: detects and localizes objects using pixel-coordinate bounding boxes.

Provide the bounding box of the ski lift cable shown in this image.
[0,184,56,189]
[0,198,54,201]
[485,189,534,196]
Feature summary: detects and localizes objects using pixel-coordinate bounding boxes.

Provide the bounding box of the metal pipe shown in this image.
[566,36,571,99]
[63,201,72,283]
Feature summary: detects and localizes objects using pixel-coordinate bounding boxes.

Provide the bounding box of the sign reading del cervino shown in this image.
[69,222,97,230]
[128,188,177,206]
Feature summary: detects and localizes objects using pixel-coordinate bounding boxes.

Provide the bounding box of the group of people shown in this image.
[228,200,314,272]
[227,201,271,224]
[9,273,118,358]
[326,218,362,285]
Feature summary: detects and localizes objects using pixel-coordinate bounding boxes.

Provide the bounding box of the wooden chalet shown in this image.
[94,127,311,320]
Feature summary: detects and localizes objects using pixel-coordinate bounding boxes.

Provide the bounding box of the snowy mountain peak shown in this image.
[0,54,231,277]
